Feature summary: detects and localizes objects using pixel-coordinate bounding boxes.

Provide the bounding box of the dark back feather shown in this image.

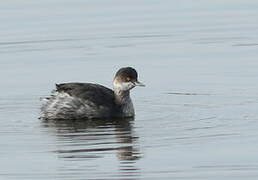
[56,83,116,107]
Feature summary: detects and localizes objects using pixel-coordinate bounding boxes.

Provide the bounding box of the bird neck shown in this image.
[114,89,135,117]
[114,89,131,105]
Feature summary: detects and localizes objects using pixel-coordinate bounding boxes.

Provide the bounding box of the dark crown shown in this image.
[115,67,138,82]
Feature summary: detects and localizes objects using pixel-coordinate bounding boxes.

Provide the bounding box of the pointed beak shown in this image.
[134,81,145,87]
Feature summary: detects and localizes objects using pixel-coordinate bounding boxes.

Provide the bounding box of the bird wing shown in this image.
[55,83,115,107]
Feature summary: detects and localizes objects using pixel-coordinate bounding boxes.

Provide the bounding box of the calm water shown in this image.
[1,0,258,179]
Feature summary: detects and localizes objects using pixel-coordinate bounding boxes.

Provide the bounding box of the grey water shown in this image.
[1,0,258,179]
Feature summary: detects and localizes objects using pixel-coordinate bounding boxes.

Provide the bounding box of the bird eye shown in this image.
[126,77,131,81]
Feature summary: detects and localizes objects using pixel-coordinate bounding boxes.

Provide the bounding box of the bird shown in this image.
[40,67,145,120]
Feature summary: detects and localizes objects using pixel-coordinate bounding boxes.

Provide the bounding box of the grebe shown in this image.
[40,67,145,120]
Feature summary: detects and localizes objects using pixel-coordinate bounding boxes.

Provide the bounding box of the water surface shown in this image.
[1,0,258,179]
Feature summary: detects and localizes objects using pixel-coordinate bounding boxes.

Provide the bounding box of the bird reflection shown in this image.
[41,118,141,162]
